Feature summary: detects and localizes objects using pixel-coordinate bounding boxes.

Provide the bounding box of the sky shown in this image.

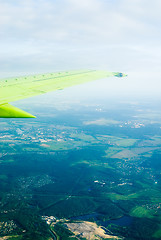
[0,0,161,98]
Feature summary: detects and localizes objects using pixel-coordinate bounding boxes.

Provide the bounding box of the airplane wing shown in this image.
[0,70,126,118]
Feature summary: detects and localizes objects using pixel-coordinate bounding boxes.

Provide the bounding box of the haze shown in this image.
[0,0,161,97]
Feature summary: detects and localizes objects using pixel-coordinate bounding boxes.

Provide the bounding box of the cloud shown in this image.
[0,0,159,45]
[83,118,119,126]
[0,0,161,80]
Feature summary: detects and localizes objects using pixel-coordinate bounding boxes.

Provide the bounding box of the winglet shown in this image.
[114,72,128,77]
[0,104,36,118]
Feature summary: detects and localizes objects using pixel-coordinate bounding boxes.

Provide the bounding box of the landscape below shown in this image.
[0,98,161,239]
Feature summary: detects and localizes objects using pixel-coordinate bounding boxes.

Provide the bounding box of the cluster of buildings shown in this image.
[42,216,56,225]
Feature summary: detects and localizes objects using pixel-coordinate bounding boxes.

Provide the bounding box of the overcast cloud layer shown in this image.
[0,0,161,97]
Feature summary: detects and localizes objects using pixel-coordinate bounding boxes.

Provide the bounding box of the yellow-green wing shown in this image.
[0,70,126,118]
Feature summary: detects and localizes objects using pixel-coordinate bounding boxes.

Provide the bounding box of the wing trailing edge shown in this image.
[0,104,35,118]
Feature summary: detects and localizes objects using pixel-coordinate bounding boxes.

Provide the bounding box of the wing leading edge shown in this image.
[0,70,126,118]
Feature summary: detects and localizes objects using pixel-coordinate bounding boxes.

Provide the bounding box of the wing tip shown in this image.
[113,72,128,77]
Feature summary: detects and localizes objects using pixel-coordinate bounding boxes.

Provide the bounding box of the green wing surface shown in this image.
[0,70,125,118]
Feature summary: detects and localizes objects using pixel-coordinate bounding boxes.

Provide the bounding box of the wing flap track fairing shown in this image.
[0,104,35,118]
